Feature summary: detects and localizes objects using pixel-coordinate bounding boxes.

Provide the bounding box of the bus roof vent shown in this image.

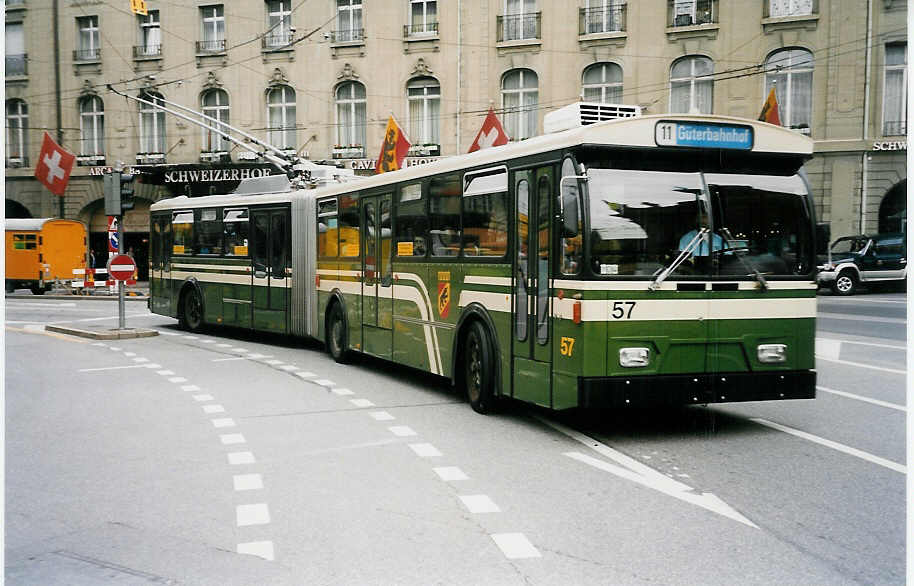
[543,102,642,134]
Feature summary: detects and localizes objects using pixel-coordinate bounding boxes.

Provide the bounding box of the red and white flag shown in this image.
[34,132,75,197]
[468,107,510,153]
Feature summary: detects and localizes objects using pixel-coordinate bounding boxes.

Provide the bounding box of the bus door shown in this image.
[511,166,554,407]
[250,208,290,332]
[151,215,172,314]
[360,193,393,359]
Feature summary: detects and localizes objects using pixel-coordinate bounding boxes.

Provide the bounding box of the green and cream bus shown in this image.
[149,106,818,413]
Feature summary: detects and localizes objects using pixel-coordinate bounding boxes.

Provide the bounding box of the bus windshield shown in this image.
[584,168,813,278]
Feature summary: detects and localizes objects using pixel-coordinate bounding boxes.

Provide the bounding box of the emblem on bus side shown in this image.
[437,271,451,319]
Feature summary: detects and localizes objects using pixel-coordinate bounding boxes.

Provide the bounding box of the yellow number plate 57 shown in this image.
[560,337,575,357]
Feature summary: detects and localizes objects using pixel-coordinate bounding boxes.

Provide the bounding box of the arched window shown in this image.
[79,96,105,156]
[670,55,713,114]
[335,81,366,148]
[765,48,813,132]
[201,89,230,152]
[5,99,28,166]
[407,77,440,145]
[267,85,297,150]
[139,91,165,153]
[582,63,622,103]
[502,68,538,140]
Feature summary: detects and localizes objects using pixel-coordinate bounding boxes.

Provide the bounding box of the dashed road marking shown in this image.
[212,418,236,428]
[389,426,417,437]
[124,352,136,357]
[233,474,264,491]
[278,365,299,371]
[237,541,274,561]
[131,357,149,363]
[216,343,232,348]
[350,399,375,408]
[236,503,270,526]
[181,384,201,392]
[265,359,283,365]
[817,385,905,412]
[433,467,468,481]
[228,451,256,465]
[220,434,246,445]
[331,388,354,396]
[192,394,214,402]
[213,357,245,362]
[202,404,225,414]
[490,533,541,559]
[815,355,906,375]
[371,411,395,421]
[168,377,188,383]
[459,495,501,513]
[79,364,149,372]
[295,371,316,379]
[157,370,175,375]
[144,363,162,369]
[409,443,442,457]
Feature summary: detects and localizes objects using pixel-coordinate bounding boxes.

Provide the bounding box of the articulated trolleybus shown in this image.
[149,103,818,413]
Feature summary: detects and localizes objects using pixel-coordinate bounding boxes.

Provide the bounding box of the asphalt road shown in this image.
[4,290,907,585]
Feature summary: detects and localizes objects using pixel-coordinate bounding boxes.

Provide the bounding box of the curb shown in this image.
[7,293,149,301]
[45,324,159,340]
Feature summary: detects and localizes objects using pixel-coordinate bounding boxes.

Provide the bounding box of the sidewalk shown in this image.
[7,281,150,299]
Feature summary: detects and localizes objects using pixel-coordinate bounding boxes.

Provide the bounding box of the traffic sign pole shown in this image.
[118,206,125,330]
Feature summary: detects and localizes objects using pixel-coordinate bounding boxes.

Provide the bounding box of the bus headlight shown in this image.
[757,344,787,363]
[619,347,650,368]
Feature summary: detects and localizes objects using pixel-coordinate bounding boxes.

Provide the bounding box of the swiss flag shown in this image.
[468,107,510,153]
[34,132,75,197]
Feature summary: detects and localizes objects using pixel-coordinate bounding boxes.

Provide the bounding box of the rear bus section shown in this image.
[5,218,87,294]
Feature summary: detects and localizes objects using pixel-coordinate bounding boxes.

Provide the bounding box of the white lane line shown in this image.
[817,311,906,324]
[278,365,299,371]
[815,355,906,375]
[220,434,246,445]
[350,399,375,408]
[216,343,232,348]
[192,394,214,402]
[92,343,107,346]
[246,353,269,359]
[264,360,283,365]
[228,451,256,465]
[124,352,136,357]
[168,377,188,383]
[233,474,263,491]
[459,495,500,513]
[230,348,249,353]
[201,339,216,344]
[817,385,906,412]
[213,357,245,362]
[79,364,149,372]
[236,503,270,526]
[490,534,541,559]
[409,443,442,457]
[314,379,335,387]
[371,411,395,421]
[202,404,225,414]
[295,371,317,379]
[331,388,354,396]
[5,301,77,308]
[181,385,201,392]
[144,364,162,369]
[389,426,417,437]
[109,347,121,351]
[751,418,906,474]
[237,541,274,561]
[212,418,236,428]
[816,336,906,351]
[157,370,175,376]
[826,298,907,304]
[434,467,469,481]
[131,357,149,363]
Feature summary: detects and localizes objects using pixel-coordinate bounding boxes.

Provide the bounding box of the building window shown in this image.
[883,43,907,136]
[581,0,624,34]
[79,96,105,156]
[335,0,363,43]
[266,0,292,46]
[139,91,166,153]
[408,0,437,35]
[76,16,100,61]
[768,0,814,17]
[502,68,538,140]
[199,5,225,52]
[583,63,623,103]
[267,85,297,149]
[335,81,366,149]
[5,99,28,166]
[764,48,813,132]
[5,22,26,76]
[501,0,539,41]
[138,10,161,56]
[201,89,230,152]
[670,0,715,27]
[670,55,713,114]
[408,77,440,145]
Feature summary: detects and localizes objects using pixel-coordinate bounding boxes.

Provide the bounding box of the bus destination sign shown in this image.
[655,121,753,151]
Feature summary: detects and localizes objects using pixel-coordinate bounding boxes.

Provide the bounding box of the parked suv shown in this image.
[817,233,907,295]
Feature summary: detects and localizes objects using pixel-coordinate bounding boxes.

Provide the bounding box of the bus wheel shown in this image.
[464,321,496,414]
[181,289,204,332]
[30,284,46,296]
[327,303,350,364]
[832,270,857,296]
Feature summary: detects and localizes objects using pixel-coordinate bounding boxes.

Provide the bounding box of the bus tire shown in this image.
[326,302,350,364]
[464,321,497,414]
[832,270,857,296]
[180,288,204,332]
[30,284,46,296]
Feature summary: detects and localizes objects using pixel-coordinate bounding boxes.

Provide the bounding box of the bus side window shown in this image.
[559,157,583,275]
[429,174,462,257]
[395,182,427,257]
[223,208,249,256]
[462,168,508,257]
[195,208,222,255]
[172,211,194,255]
[317,198,339,258]
[339,194,360,258]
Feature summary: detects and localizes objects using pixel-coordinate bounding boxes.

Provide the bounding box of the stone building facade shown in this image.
[4,0,907,271]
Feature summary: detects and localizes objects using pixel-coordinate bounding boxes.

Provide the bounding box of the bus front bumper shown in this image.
[578,370,816,409]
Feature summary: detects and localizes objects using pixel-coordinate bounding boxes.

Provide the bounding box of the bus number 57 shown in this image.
[611,301,636,319]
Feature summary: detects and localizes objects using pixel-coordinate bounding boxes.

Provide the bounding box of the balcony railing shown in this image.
[73,48,100,61]
[883,120,907,136]
[5,0,25,6]
[133,44,162,58]
[5,54,27,76]
[668,0,717,27]
[764,0,818,18]
[404,22,438,37]
[262,32,293,49]
[196,39,226,53]
[77,154,105,166]
[6,156,29,168]
[331,28,364,43]
[579,5,626,35]
[331,145,364,159]
[497,12,541,42]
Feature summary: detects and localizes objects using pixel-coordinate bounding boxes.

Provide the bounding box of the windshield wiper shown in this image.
[649,228,707,291]
[717,227,769,291]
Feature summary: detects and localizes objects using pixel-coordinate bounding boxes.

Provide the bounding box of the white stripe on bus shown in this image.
[552,297,815,321]
[550,279,818,291]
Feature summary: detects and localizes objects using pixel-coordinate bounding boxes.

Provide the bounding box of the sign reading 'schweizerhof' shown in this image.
[162,167,274,183]
[655,121,753,150]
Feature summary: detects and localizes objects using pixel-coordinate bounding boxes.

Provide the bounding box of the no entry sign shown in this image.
[107,254,137,281]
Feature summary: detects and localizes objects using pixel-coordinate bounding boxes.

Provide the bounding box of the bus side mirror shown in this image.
[561,205,580,238]
[559,175,585,238]
[815,223,830,255]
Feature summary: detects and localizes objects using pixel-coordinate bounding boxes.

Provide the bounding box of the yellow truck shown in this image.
[5,218,88,295]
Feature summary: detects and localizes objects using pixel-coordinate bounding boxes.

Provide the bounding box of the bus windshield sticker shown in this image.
[600,264,619,275]
[401,183,422,202]
[655,121,753,150]
[397,241,414,256]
